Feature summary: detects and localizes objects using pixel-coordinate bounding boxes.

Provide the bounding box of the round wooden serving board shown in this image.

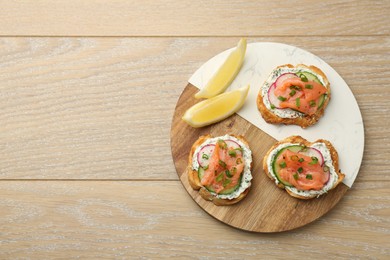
[170,84,348,233]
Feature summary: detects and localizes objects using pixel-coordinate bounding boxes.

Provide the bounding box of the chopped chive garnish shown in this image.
[291,155,299,161]
[218,159,227,168]
[306,174,313,180]
[309,157,318,165]
[295,98,300,108]
[305,84,313,89]
[231,167,237,175]
[223,179,231,187]
[298,158,304,163]
[278,96,287,101]
[300,74,308,82]
[297,167,303,173]
[289,89,296,96]
[235,147,243,152]
[309,100,316,107]
[217,140,227,149]
[225,170,233,178]
[270,104,276,109]
[228,150,236,157]
[290,85,301,90]
[279,161,287,168]
[203,165,209,170]
[216,173,224,182]
[202,154,209,160]
[293,173,299,180]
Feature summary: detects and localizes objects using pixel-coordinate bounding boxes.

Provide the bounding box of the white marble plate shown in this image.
[189,42,364,188]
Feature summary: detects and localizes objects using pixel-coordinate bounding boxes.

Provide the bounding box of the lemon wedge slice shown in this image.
[194,38,247,99]
[183,85,250,127]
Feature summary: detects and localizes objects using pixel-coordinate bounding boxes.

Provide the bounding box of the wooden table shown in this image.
[1,1,389,258]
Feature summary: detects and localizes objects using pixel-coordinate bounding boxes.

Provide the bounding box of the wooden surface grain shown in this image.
[0,1,389,258]
[0,1,389,36]
[0,181,389,258]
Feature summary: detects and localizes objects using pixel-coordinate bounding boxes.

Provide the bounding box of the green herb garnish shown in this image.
[298,158,304,163]
[223,179,231,187]
[217,140,227,149]
[295,98,300,108]
[228,150,236,157]
[293,173,299,180]
[305,84,313,89]
[202,154,209,160]
[225,170,233,178]
[306,174,313,180]
[216,173,224,182]
[309,100,316,107]
[289,89,296,96]
[297,167,303,173]
[291,155,299,161]
[300,74,308,82]
[278,96,287,101]
[279,161,287,168]
[309,157,318,165]
[235,147,243,153]
[290,85,301,90]
[218,159,227,168]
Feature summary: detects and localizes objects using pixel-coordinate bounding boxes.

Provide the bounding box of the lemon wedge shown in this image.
[194,38,247,99]
[183,85,250,127]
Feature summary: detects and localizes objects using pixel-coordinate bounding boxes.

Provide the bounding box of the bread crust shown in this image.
[257,64,331,128]
[187,134,252,206]
[263,135,345,199]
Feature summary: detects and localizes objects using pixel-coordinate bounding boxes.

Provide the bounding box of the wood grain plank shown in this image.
[0,37,388,180]
[0,181,388,258]
[0,1,389,36]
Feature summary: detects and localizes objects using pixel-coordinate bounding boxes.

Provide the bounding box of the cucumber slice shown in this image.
[198,167,205,180]
[317,94,327,109]
[219,174,242,195]
[197,167,216,193]
[296,71,321,85]
[272,145,304,186]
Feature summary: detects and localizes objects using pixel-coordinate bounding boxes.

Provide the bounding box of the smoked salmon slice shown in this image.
[276,149,329,191]
[274,78,327,115]
[201,140,244,194]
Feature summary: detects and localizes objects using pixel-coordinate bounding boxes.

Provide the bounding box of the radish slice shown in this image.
[299,147,324,166]
[267,83,282,108]
[225,139,243,156]
[197,139,242,168]
[225,140,241,149]
[275,73,299,88]
[197,144,215,167]
[268,73,299,109]
[323,169,330,184]
[268,73,299,108]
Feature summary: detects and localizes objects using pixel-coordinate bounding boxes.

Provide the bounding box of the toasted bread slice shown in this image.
[187,134,252,206]
[257,64,331,128]
[263,135,345,199]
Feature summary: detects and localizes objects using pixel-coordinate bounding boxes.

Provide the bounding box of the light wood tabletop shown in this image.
[1,1,389,258]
